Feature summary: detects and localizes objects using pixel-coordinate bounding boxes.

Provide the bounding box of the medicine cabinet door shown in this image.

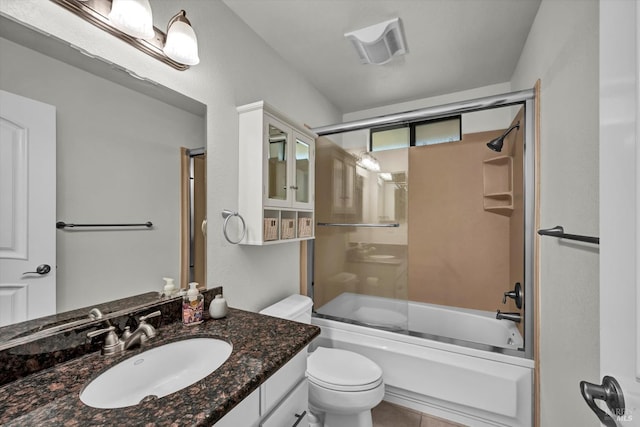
[265,116,291,208]
[292,132,314,210]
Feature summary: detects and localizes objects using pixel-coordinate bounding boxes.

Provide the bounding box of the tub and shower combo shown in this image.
[313,293,532,427]
[309,90,536,427]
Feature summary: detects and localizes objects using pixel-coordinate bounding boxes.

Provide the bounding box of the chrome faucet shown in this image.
[122,311,159,350]
[87,310,161,355]
[496,310,521,323]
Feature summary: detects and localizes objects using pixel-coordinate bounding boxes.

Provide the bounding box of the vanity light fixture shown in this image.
[50,0,200,70]
[163,11,200,65]
[357,152,381,172]
[108,0,154,40]
[345,17,407,65]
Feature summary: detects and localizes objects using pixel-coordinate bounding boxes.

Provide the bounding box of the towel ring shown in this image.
[221,209,246,244]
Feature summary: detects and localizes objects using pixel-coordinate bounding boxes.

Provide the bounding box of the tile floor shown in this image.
[372,401,467,427]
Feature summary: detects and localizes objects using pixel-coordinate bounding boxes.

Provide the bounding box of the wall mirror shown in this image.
[268,123,289,201]
[295,138,311,204]
[0,14,207,345]
[377,172,407,223]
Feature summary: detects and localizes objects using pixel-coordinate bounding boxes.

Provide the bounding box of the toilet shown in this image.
[260,294,384,427]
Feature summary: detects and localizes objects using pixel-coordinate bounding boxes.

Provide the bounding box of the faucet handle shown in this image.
[87,325,122,353]
[87,325,116,339]
[502,282,523,309]
[139,310,161,322]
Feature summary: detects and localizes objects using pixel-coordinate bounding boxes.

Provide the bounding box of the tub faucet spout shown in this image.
[496,310,521,323]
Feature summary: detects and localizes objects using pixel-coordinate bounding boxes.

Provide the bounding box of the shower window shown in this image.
[413,116,461,146]
[371,125,410,151]
[370,116,461,152]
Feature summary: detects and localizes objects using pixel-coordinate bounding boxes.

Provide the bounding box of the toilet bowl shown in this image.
[307,347,384,427]
[259,294,385,427]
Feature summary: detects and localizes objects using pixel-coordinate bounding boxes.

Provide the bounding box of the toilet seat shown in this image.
[307,347,383,392]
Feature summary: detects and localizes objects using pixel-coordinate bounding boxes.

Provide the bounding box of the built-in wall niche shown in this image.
[483,155,514,216]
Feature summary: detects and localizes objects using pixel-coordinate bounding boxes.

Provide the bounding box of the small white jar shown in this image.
[163,277,176,297]
[209,294,228,319]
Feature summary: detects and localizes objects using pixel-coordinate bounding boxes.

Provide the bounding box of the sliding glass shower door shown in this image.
[312,135,409,332]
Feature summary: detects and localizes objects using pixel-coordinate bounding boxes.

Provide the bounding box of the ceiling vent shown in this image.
[344,18,407,65]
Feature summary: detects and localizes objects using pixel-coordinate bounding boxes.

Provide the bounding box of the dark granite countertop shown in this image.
[0,308,320,426]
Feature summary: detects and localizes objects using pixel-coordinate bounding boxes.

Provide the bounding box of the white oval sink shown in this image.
[80,338,232,408]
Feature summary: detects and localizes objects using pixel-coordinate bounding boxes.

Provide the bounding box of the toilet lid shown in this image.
[306,347,383,392]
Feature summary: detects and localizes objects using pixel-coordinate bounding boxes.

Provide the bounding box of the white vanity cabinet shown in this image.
[215,350,308,427]
[238,101,315,245]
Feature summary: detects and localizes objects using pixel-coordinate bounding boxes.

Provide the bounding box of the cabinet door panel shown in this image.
[261,379,308,427]
[265,116,290,207]
[292,133,314,210]
[295,138,310,203]
[262,349,307,413]
[215,387,260,427]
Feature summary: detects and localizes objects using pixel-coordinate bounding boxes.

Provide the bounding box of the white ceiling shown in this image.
[222,0,541,114]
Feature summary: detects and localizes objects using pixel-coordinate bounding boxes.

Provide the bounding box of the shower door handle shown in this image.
[580,376,625,427]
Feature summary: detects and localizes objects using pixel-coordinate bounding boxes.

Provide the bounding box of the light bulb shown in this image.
[164,12,200,66]
[108,0,155,40]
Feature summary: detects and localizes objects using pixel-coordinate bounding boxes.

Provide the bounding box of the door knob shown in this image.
[23,264,51,275]
[580,375,625,427]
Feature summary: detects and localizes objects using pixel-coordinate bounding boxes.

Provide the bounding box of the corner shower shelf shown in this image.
[483,155,513,216]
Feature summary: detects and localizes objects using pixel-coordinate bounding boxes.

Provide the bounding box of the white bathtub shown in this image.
[315,292,523,350]
[313,293,533,427]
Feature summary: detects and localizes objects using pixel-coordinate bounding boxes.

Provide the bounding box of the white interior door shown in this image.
[590,1,640,425]
[0,90,56,326]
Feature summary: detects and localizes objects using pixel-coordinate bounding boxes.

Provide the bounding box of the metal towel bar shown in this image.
[317,222,400,228]
[537,225,599,244]
[56,221,153,229]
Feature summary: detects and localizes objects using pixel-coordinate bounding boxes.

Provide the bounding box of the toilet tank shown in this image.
[259,294,313,324]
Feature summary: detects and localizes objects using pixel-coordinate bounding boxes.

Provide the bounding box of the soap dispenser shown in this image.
[182,282,204,325]
[209,294,228,319]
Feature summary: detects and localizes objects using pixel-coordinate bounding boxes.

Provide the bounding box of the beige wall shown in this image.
[407,128,522,314]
